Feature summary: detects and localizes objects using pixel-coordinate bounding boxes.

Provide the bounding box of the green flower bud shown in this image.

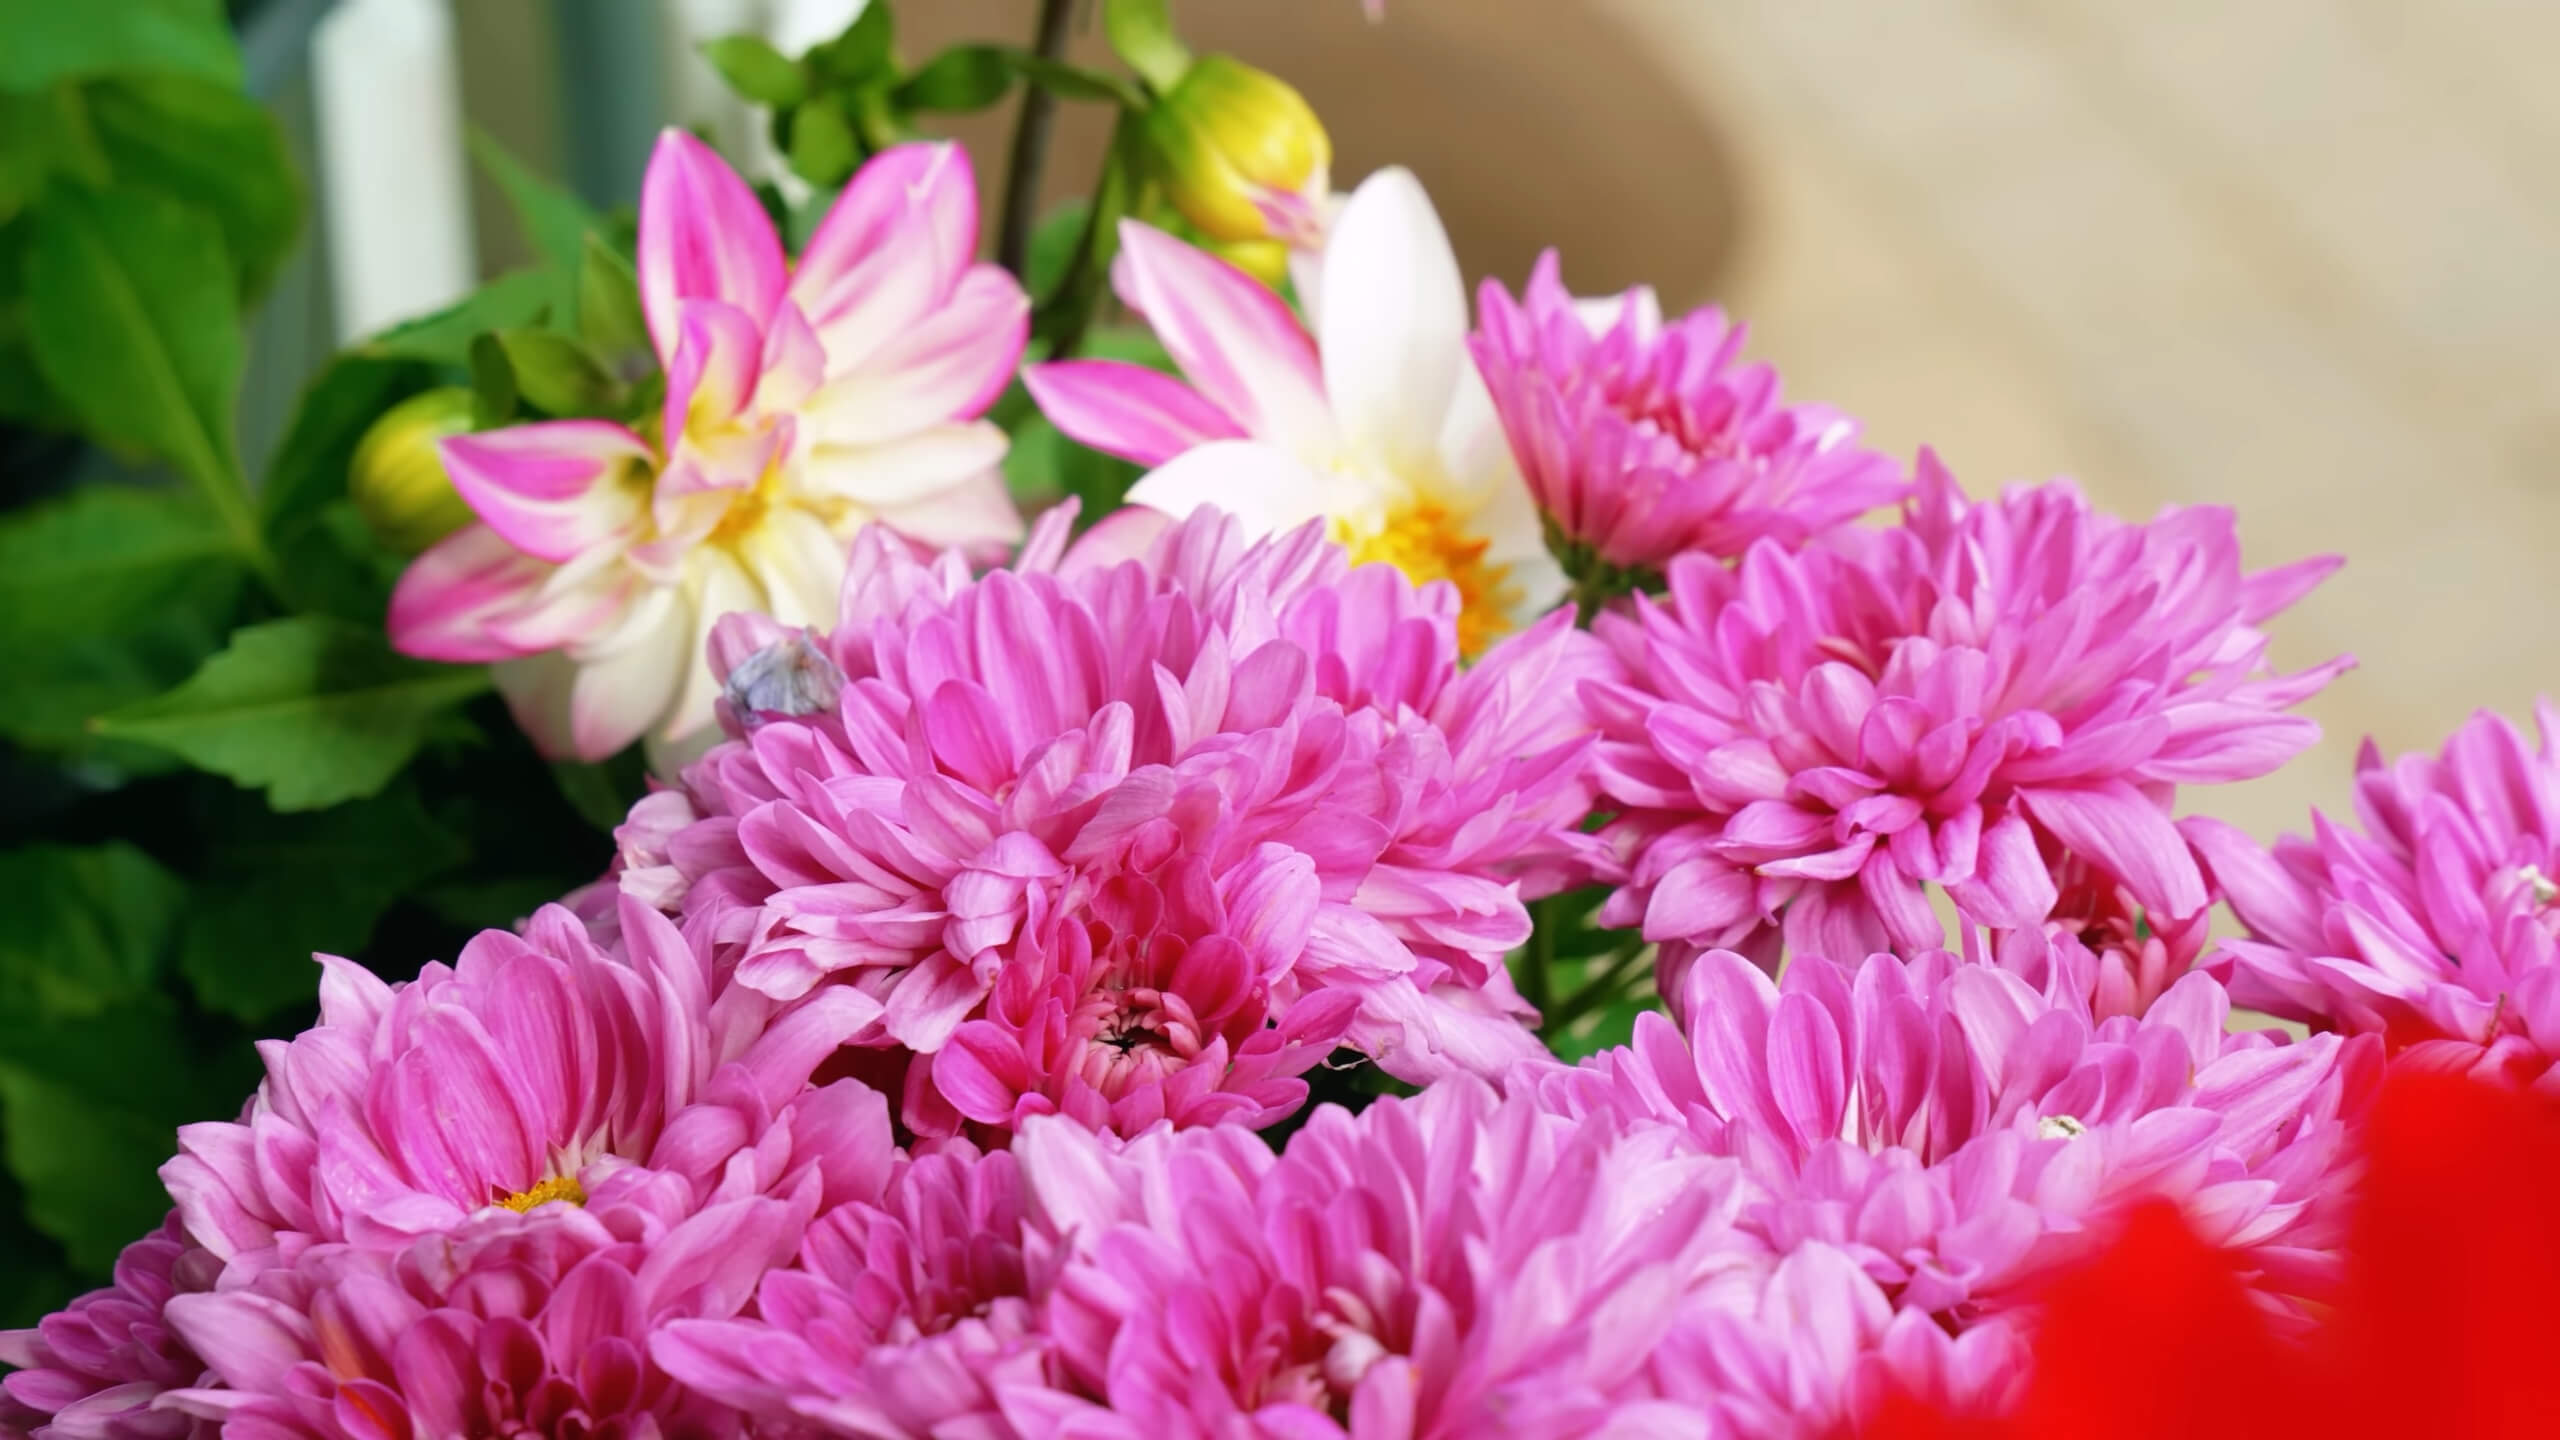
[351,387,477,555]
[1146,54,1331,249]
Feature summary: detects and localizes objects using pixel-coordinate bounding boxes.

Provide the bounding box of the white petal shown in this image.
[803,421,1012,510]
[1126,439,1332,538]
[1318,168,1468,472]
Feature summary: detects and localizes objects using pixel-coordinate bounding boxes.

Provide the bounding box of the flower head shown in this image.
[0,1215,219,1440]
[631,504,1606,1136]
[1147,54,1332,251]
[1025,169,1564,656]
[159,896,883,1282]
[390,131,1026,761]
[1590,455,2349,965]
[1470,250,1906,581]
[2192,702,2560,1085]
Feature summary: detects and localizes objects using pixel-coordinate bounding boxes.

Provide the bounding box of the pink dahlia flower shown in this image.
[160,896,881,1282]
[390,130,1026,762]
[1469,250,1906,578]
[1532,944,2377,1431]
[627,504,1607,1135]
[0,1215,218,1440]
[652,1142,1048,1438]
[158,1189,809,1440]
[2191,703,2560,1086]
[1589,454,2349,966]
[1007,1076,1763,1438]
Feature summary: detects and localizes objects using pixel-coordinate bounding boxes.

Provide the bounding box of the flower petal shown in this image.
[1124,440,1331,539]
[638,129,787,358]
[805,421,1011,511]
[388,523,559,663]
[1024,359,1248,468]
[440,421,651,565]
[804,266,1028,448]
[1316,167,1466,470]
[791,141,978,370]
[1112,220,1336,453]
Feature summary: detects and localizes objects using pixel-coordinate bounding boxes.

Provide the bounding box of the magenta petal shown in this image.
[440,421,651,565]
[809,266,1029,447]
[1111,220,1334,449]
[388,524,558,664]
[2019,782,2208,920]
[1023,359,1247,468]
[638,129,787,358]
[792,141,978,364]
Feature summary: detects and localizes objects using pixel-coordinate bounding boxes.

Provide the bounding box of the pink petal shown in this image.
[1112,220,1335,452]
[1943,809,2060,929]
[638,129,787,358]
[791,141,978,370]
[806,266,1029,447]
[439,421,651,565]
[1023,359,1247,468]
[2019,782,2209,920]
[663,299,768,453]
[388,523,557,663]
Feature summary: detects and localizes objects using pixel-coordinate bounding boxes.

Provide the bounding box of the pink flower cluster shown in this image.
[20,143,2542,1440]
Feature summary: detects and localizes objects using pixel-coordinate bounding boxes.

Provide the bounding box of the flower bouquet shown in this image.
[4,2,2557,1437]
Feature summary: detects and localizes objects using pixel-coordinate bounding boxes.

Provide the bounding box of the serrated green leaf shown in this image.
[93,617,493,811]
[495,328,621,417]
[700,33,806,109]
[787,95,858,189]
[362,266,557,366]
[0,0,238,92]
[179,784,466,1022]
[24,183,255,547]
[0,843,184,1018]
[811,0,894,86]
[576,231,649,359]
[896,44,1014,113]
[85,72,303,301]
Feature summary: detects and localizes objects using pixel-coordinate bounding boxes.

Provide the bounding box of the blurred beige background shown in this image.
[889,0,2558,846]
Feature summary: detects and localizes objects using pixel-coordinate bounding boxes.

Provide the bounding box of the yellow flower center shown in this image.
[1331,500,1520,658]
[495,1174,587,1212]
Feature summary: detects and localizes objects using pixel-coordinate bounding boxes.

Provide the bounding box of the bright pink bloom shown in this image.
[627,505,1606,1135]
[390,131,1026,761]
[1007,1076,1763,1438]
[1469,250,1906,574]
[1532,944,2378,1434]
[2191,703,2560,1087]
[158,1192,808,1440]
[0,1216,218,1440]
[159,896,881,1282]
[652,1142,1049,1439]
[1589,455,2349,967]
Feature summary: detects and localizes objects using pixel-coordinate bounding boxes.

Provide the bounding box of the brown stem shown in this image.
[996,0,1078,280]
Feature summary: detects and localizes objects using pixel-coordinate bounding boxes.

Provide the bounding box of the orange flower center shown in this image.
[495,1174,587,1212]
[1331,500,1519,658]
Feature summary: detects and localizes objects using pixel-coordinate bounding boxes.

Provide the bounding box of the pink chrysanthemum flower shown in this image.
[160,896,879,1282]
[652,1142,1048,1439]
[2190,703,2560,1087]
[157,1185,824,1440]
[1006,1076,1763,1438]
[1589,454,2349,968]
[1532,943,2377,1433]
[627,504,1608,1135]
[1469,250,1906,581]
[0,1215,218,1440]
[390,131,1026,761]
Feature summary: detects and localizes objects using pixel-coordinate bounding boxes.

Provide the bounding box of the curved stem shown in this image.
[996,0,1078,280]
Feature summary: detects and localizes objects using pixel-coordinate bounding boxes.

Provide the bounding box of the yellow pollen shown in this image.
[1331,501,1520,658]
[495,1175,586,1212]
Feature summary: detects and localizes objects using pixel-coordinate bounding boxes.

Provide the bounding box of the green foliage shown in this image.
[494,328,624,418]
[786,93,860,188]
[1102,0,1192,93]
[469,129,599,320]
[0,0,239,92]
[0,844,185,1018]
[700,34,806,109]
[577,232,650,361]
[94,617,492,812]
[896,44,1013,113]
[84,73,303,301]
[363,267,559,367]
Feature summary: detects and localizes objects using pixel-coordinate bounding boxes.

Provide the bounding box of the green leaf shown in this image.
[576,230,649,359]
[179,784,466,1022]
[85,73,303,301]
[700,33,806,109]
[0,0,238,92]
[1002,406,1143,517]
[0,843,185,1019]
[787,95,859,189]
[23,182,260,565]
[1101,0,1191,93]
[495,328,621,417]
[551,752,646,835]
[1544,991,1655,1064]
[261,354,434,536]
[92,616,493,811]
[896,44,1014,113]
[0,87,110,224]
[810,0,894,86]
[362,266,557,366]
[467,128,595,313]
[1006,51,1147,108]
[0,1067,189,1272]
[468,330,519,427]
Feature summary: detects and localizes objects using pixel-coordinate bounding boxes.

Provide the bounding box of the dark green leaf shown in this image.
[810,0,894,86]
[416,876,574,934]
[362,266,557,366]
[1544,991,1655,1064]
[85,73,303,301]
[180,784,466,1022]
[0,1068,186,1272]
[0,87,109,224]
[786,95,858,189]
[92,616,493,812]
[260,354,434,537]
[0,0,238,91]
[495,328,621,417]
[24,183,244,499]
[0,843,184,1018]
[468,128,596,284]
[576,231,650,360]
[699,33,806,108]
[896,44,1014,113]
[468,331,519,427]
[1100,0,1190,93]
[1002,406,1142,517]
[550,753,645,834]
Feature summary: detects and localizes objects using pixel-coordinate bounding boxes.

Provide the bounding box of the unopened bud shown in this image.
[351,387,477,554]
[1146,55,1330,249]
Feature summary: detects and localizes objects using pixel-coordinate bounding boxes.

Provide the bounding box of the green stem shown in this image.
[1033,109,1138,359]
[996,0,1078,279]
[1540,945,1655,1035]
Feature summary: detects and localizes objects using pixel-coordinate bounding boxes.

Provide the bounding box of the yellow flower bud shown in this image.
[351,387,477,555]
[1146,54,1331,249]
[1205,236,1291,287]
